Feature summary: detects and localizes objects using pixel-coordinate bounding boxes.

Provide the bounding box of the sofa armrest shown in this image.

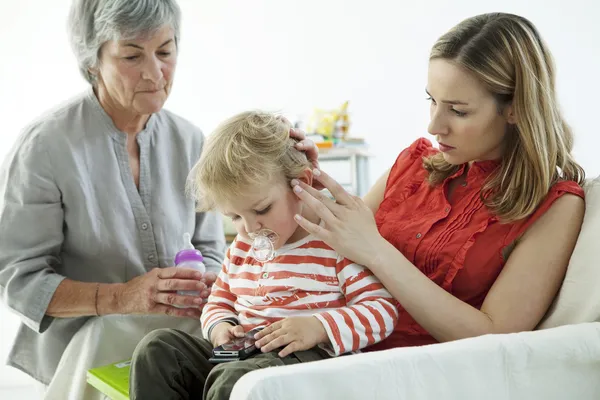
[231,323,600,400]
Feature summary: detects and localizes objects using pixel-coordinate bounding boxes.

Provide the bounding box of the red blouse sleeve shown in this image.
[506,180,585,243]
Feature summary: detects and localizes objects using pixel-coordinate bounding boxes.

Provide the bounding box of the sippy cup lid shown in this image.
[175,232,204,264]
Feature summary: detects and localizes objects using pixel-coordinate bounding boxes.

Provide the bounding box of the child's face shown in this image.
[220,179,304,249]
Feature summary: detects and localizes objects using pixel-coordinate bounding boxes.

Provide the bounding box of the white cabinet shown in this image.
[318,147,371,197]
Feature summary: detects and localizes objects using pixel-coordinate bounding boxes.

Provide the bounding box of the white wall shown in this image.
[1,0,599,389]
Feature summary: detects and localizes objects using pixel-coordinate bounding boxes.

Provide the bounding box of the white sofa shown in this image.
[230,178,600,400]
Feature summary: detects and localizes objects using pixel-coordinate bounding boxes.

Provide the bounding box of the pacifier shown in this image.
[248,229,279,263]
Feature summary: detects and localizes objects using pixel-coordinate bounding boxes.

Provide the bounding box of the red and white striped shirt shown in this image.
[201,234,398,355]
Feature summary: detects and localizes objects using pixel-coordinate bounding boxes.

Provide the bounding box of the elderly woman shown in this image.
[0,0,294,398]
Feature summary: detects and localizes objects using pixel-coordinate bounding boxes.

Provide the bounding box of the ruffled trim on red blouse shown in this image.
[406,138,437,159]
[443,216,498,290]
[380,138,435,205]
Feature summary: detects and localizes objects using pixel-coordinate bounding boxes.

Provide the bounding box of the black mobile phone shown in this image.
[209,327,264,364]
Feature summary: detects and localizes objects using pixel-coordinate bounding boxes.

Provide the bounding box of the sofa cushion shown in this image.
[538,177,600,329]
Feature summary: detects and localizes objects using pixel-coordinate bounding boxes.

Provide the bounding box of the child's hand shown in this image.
[254,316,328,357]
[210,322,245,347]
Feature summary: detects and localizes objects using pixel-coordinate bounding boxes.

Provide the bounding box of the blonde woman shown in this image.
[130,111,398,399]
[291,12,586,351]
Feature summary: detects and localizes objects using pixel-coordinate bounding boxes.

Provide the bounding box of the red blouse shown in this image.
[366,138,584,351]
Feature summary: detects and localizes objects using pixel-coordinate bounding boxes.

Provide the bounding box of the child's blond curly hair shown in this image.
[187,111,310,211]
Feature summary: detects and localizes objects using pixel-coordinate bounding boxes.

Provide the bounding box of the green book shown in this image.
[86,359,131,400]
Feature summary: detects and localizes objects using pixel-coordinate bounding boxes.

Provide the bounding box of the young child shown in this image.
[130,111,398,400]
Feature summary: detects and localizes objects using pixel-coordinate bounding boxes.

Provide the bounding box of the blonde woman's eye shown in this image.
[452,109,467,117]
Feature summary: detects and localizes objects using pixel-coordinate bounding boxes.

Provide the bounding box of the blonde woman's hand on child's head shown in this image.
[254,316,328,357]
[289,127,325,190]
[290,128,319,169]
[210,322,245,347]
[291,169,386,267]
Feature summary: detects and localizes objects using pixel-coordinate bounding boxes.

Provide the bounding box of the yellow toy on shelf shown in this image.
[306,101,351,140]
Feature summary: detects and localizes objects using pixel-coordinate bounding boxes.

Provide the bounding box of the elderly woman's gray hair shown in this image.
[68,0,181,84]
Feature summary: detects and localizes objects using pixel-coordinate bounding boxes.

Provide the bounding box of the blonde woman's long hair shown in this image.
[187,111,310,211]
[425,13,584,222]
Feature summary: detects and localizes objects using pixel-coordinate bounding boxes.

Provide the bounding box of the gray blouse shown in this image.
[0,89,225,384]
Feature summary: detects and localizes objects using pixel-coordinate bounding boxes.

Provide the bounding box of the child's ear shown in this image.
[296,168,313,187]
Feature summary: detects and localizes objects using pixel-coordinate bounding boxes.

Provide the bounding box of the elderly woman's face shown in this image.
[96,25,177,116]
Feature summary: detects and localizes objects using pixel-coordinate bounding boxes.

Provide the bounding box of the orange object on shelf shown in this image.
[316,141,334,149]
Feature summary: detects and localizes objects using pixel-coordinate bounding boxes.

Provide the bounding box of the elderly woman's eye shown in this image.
[124,55,139,61]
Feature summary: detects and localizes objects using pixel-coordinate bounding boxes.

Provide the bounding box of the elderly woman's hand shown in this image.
[115,267,217,319]
[291,169,388,268]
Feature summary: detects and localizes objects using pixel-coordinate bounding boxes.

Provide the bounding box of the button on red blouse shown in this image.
[366,138,584,351]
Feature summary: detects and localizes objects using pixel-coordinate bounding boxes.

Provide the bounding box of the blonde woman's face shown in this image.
[95,25,177,116]
[220,179,305,249]
[426,59,514,164]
